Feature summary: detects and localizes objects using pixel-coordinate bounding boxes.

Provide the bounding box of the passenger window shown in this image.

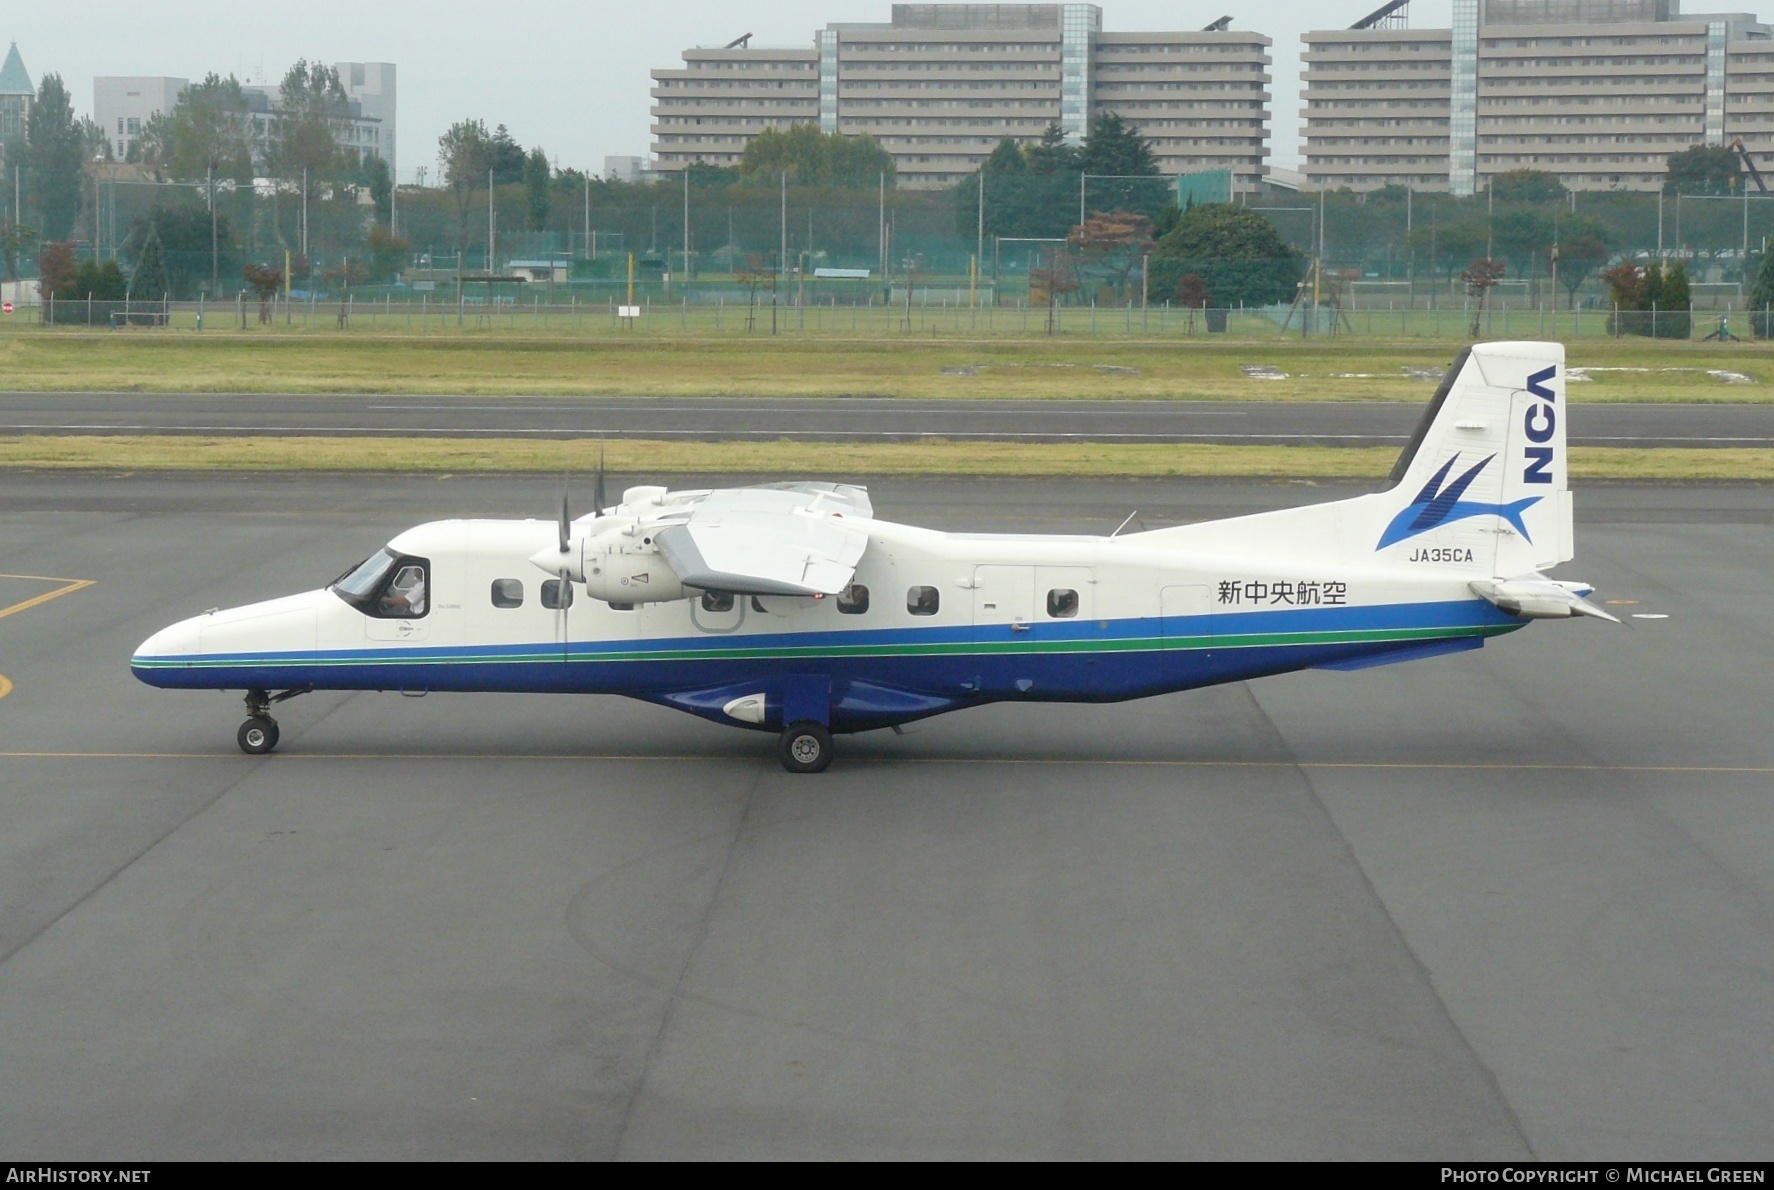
[541,579,575,610]
[838,584,870,615]
[907,585,940,616]
[377,563,428,618]
[701,590,735,613]
[491,579,524,609]
[1047,589,1079,619]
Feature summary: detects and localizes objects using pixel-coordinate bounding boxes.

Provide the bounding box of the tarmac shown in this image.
[2,392,1772,447]
[0,472,1770,1159]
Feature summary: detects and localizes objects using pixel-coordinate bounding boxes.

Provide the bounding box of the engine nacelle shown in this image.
[582,542,686,604]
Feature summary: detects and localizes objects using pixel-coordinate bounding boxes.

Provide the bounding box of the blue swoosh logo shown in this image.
[1377,454,1543,550]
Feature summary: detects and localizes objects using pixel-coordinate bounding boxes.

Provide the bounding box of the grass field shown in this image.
[4,435,1769,482]
[3,330,1773,402]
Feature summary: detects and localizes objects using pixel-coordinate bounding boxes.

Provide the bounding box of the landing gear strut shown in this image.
[778,720,834,774]
[236,687,309,755]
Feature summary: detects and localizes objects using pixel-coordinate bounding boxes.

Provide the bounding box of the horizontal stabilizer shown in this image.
[1470,577,1621,623]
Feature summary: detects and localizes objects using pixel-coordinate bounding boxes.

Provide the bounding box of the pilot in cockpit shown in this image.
[380,564,428,618]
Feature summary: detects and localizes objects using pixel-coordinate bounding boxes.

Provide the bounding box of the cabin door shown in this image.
[971,566,1036,642]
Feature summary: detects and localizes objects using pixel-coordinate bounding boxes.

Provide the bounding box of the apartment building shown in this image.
[1303,0,1773,194]
[651,4,1271,191]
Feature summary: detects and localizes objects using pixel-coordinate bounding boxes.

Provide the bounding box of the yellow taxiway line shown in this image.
[0,574,95,623]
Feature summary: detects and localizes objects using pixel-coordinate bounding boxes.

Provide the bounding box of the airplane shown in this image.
[132,341,1618,773]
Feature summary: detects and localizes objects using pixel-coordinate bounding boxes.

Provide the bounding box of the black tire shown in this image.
[238,717,279,755]
[778,720,834,774]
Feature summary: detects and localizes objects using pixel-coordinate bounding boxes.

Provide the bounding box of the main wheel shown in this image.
[238,717,280,755]
[778,721,834,774]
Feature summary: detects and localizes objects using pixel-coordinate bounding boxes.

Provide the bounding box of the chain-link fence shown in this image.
[21,289,1759,343]
[12,170,1774,340]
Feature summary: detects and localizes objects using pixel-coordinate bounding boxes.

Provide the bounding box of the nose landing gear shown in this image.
[235,687,310,755]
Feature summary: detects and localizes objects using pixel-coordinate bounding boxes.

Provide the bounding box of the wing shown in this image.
[653,486,871,597]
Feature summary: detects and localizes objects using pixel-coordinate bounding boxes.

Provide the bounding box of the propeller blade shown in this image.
[594,443,607,517]
[558,480,571,555]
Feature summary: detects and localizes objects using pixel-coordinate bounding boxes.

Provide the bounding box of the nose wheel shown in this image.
[238,716,280,755]
[778,720,834,774]
[235,688,308,755]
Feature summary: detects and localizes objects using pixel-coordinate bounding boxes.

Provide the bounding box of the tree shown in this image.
[1149,203,1302,309]
[739,125,895,187]
[1024,122,1078,175]
[1489,169,1567,203]
[363,223,410,284]
[150,75,255,183]
[1407,219,1487,293]
[1665,144,1740,196]
[270,61,347,195]
[1649,260,1692,339]
[0,222,38,281]
[1176,273,1210,333]
[1491,208,1551,281]
[1079,113,1166,218]
[25,74,85,240]
[1460,257,1506,338]
[122,202,237,298]
[365,154,393,226]
[1030,250,1081,334]
[1603,259,1691,338]
[1556,234,1610,308]
[243,261,282,322]
[488,125,526,186]
[438,119,492,257]
[523,147,551,232]
[72,258,127,300]
[80,116,109,162]
[35,239,75,296]
[1750,247,1774,336]
[131,223,170,299]
[1067,210,1153,304]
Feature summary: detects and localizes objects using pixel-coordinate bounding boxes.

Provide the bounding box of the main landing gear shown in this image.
[778,720,835,774]
[236,687,310,755]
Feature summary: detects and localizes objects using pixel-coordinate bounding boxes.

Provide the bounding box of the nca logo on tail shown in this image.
[1522,364,1558,485]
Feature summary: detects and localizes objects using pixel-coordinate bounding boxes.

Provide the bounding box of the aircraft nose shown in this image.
[131,615,204,684]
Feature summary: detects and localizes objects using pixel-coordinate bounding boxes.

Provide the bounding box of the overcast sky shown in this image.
[9,1,1459,180]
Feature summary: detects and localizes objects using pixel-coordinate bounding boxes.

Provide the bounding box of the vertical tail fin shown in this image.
[1133,342,1573,576]
[1376,342,1571,573]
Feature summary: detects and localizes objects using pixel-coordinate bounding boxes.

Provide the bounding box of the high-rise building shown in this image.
[0,43,33,145]
[1302,0,1773,194]
[336,62,396,180]
[93,77,187,163]
[651,5,1272,192]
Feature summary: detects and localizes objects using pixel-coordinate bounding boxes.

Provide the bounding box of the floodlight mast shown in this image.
[1352,1,1410,30]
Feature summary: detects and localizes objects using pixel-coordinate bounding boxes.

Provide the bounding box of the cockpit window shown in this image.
[331,549,430,619]
[332,549,396,600]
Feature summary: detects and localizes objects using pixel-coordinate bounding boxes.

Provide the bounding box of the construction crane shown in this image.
[1352,1,1410,30]
[1730,138,1769,194]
